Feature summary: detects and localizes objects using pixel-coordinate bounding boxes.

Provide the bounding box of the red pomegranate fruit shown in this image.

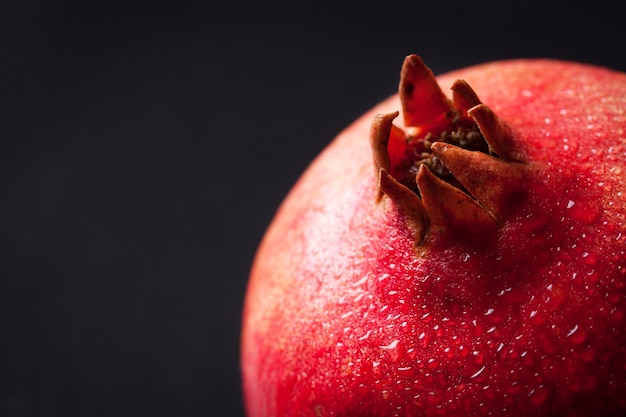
[241,54,626,416]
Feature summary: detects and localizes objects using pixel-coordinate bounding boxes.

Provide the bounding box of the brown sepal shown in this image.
[416,165,497,237]
[399,54,453,129]
[378,168,427,244]
[370,111,400,201]
[451,79,482,120]
[468,104,527,162]
[430,142,529,220]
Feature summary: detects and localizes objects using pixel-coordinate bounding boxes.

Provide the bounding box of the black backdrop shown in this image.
[2,1,625,416]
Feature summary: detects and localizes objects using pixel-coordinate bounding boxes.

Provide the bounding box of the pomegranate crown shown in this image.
[370,54,530,245]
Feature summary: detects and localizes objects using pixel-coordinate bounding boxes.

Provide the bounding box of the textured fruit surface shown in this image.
[241,57,626,416]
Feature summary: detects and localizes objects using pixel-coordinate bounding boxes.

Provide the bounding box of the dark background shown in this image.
[2,1,625,416]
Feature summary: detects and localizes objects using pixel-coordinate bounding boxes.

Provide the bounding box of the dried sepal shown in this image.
[370,111,400,201]
[430,142,528,219]
[416,165,497,236]
[369,54,530,245]
[378,168,427,243]
[468,104,527,162]
[370,112,399,172]
[400,54,453,129]
[451,79,482,119]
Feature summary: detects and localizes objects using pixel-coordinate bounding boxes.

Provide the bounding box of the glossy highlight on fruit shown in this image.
[241,54,626,416]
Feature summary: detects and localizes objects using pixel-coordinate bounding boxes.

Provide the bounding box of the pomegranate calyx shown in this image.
[399,54,453,128]
[430,142,529,220]
[378,168,428,243]
[451,79,482,115]
[416,164,497,237]
[370,111,399,201]
[371,54,529,244]
[467,104,527,163]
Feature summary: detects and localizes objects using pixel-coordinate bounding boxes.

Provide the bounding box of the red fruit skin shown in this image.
[241,59,626,416]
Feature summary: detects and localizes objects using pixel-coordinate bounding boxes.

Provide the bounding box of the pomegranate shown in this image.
[241,55,626,416]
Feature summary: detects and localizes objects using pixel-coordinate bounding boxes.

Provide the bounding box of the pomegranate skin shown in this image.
[241,59,626,417]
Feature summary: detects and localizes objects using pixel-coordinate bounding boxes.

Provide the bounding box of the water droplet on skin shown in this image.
[340,311,354,320]
[611,309,624,321]
[566,325,587,344]
[427,357,440,369]
[458,345,470,357]
[607,292,621,304]
[500,288,527,304]
[470,366,486,379]
[521,351,534,367]
[405,347,418,361]
[529,310,548,326]
[359,330,372,341]
[529,386,550,407]
[381,340,399,350]
[473,350,485,365]
[506,381,523,395]
[353,275,369,287]
[574,202,600,224]
[418,333,429,349]
[581,252,597,266]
